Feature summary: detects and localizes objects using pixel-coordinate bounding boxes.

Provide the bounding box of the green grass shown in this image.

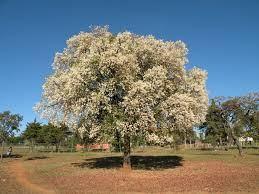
[7,145,259,164]
[14,146,259,174]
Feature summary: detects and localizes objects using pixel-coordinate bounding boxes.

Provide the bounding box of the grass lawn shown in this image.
[1,147,259,193]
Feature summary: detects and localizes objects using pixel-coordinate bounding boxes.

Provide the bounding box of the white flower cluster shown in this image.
[35,26,208,143]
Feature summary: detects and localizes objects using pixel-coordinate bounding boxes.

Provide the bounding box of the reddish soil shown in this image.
[9,161,55,194]
[5,154,259,194]
[48,160,259,193]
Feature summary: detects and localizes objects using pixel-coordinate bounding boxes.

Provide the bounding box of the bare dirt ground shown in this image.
[1,150,259,194]
[49,160,259,193]
[0,160,27,194]
[9,161,55,194]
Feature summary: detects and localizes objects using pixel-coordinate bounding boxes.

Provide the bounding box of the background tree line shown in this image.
[200,92,259,155]
[22,120,76,152]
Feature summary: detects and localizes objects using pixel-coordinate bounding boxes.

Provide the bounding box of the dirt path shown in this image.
[9,160,55,194]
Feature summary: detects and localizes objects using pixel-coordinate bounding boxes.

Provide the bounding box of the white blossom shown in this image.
[35,26,208,142]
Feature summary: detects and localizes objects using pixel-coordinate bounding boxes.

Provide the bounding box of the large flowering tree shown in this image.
[35,26,208,168]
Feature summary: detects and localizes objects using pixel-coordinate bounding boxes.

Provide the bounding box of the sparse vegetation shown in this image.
[0,148,259,193]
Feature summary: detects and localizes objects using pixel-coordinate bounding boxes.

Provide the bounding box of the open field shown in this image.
[1,147,259,194]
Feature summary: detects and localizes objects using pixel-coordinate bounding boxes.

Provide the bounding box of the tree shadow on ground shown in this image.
[71,155,183,170]
[191,152,231,156]
[248,153,259,156]
[25,156,49,161]
[2,154,23,158]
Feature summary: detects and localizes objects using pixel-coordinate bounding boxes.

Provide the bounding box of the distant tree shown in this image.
[64,131,77,152]
[23,119,42,152]
[221,98,246,155]
[0,111,22,160]
[203,93,259,156]
[248,111,259,141]
[203,99,228,147]
[7,135,24,144]
[112,128,123,152]
[42,123,69,152]
[238,93,259,141]
[187,129,197,147]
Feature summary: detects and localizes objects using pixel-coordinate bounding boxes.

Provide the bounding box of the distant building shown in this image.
[238,136,254,145]
[76,143,110,151]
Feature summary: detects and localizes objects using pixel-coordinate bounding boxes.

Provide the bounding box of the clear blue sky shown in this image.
[0,0,258,130]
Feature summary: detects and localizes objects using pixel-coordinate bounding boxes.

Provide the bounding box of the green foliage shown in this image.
[203,93,259,149]
[203,99,228,145]
[42,123,69,149]
[23,120,71,152]
[239,93,259,140]
[63,133,78,151]
[0,111,23,143]
[111,129,123,152]
[247,111,259,140]
[7,135,24,144]
[23,119,43,144]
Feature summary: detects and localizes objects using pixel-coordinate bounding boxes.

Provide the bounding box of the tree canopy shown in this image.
[202,93,259,155]
[0,111,22,160]
[23,121,70,152]
[23,119,43,145]
[35,26,208,167]
[0,111,22,143]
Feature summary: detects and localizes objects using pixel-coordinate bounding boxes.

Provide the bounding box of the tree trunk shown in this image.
[30,140,34,153]
[1,141,4,162]
[219,137,222,148]
[234,136,243,156]
[71,139,74,152]
[84,142,89,152]
[123,134,131,169]
[119,141,122,153]
[184,131,187,149]
[55,143,59,152]
[231,130,243,156]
